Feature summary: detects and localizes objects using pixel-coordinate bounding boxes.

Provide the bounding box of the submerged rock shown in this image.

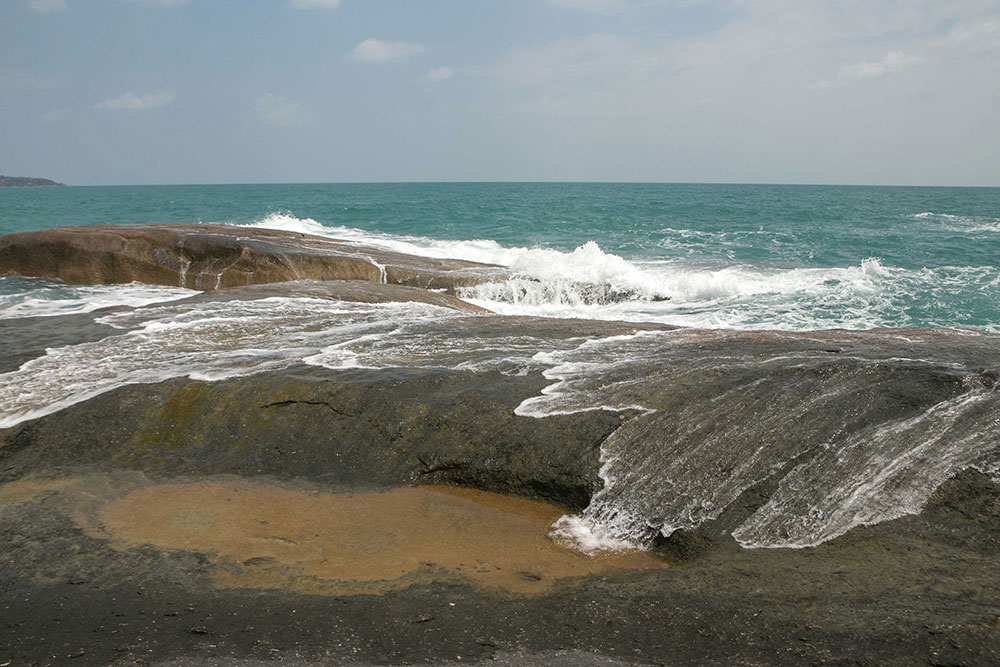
[208,279,489,312]
[0,223,508,292]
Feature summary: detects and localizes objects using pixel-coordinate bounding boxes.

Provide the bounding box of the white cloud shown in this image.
[40,109,65,122]
[425,66,455,82]
[255,93,301,125]
[841,51,924,80]
[348,38,426,63]
[95,91,174,110]
[27,0,68,13]
[547,0,630,14]
[128,0,190,6]
[943,19,1000,51]
[289,0,340,9]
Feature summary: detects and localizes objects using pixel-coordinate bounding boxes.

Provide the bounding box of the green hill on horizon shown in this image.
[0,175,66,187]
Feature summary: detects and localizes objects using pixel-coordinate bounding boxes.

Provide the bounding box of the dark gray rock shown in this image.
[0,366,619,508]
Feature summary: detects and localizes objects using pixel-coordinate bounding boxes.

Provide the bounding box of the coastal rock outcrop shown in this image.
[0,223,508,291]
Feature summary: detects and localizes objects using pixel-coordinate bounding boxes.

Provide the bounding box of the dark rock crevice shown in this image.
[259,399,360,419]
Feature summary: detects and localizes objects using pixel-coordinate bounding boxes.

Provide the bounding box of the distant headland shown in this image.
[0,175,66,187]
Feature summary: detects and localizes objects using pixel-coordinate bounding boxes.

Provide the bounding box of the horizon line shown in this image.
[27,180,1000,189]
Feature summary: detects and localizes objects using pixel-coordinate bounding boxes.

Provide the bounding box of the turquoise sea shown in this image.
[2,182,999,330]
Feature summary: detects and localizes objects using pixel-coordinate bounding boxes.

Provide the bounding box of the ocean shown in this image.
[1,182,998,551]
[2,182,999,330]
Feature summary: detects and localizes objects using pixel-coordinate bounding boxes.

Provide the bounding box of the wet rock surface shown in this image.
[207,279,489,312]
[536,327,1000,552]
[0,251,998,664]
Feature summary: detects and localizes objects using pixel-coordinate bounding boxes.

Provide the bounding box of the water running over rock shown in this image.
[522,328,1000,549]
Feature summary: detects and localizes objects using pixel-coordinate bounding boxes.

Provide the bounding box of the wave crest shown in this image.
[241,213,998,332]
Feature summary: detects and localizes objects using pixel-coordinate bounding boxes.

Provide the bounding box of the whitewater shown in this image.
[242,211,1000,332]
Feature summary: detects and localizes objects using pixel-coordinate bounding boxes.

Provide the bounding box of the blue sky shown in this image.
[2,0,999,185]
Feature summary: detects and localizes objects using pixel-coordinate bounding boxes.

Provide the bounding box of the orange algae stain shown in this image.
[96,480,667,594]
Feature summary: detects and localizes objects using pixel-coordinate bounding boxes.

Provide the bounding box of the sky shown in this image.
[2,0,999,186]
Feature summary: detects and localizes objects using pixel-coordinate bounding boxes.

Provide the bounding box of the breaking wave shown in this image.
[244,213,1000,332]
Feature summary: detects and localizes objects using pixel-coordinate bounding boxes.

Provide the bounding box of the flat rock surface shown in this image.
[0,364,621,507]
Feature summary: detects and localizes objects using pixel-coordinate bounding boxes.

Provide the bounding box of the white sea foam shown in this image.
[0,281,198,319]
[910,211,1000,234]
[1,279,996,553]
[0,298,459,428]
[733,386,1000,548]
[550,514,641,553]
[464,258,895,322]
[244,212,515,264]
[0,295,575,429]
[247,213,661,297]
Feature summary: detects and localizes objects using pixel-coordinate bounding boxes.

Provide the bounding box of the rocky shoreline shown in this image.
[1,224,998,665]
